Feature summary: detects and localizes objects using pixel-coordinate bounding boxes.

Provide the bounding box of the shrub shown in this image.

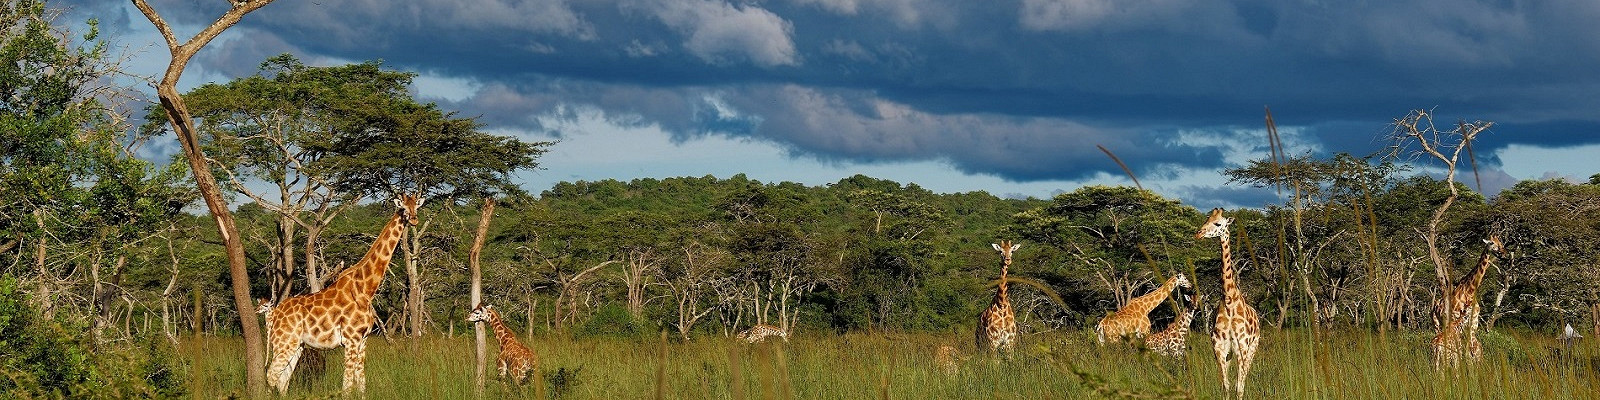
[0,275,188,399]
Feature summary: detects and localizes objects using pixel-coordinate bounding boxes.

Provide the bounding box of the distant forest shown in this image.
[34,171,1600,343]
[5,0,1600,349]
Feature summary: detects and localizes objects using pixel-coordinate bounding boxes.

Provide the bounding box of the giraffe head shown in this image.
[1195,208,1232,239]
[991,240,1020,265]
[1172,273,1191,289]
[1483,234,1505,256]
[466,304,494,323]
[393,193,426,227]
[255,298,274,314]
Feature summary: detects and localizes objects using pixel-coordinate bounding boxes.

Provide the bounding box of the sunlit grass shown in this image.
[177,328,1599,399]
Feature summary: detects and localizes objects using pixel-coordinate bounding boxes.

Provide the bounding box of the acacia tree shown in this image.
[1012,186,1198,309]
[311,97,550,335]
[154,55,413,296]
[131,0,278,394]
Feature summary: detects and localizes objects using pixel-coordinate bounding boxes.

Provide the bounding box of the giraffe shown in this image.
[736,323,790,343]
[264,194,423,395]
[1096,273,1191,344]
[466,304,539,385]
[1196,208,1259,400]
[1430,234,1505,363]
[1432,310,1473,371]
[976,240,1020,357]
[933,344,965,376]
[1144,294,1198,358]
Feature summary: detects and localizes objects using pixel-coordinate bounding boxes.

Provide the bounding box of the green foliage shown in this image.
[579,304,646,338]
[0,275,189,398]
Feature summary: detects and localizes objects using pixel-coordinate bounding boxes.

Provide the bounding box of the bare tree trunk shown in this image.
[469,198,495,395]
[131,1,277,394]
[303,224,324,293]
[405,236,424,336]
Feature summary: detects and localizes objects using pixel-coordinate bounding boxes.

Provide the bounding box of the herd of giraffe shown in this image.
[257,198,1503,398]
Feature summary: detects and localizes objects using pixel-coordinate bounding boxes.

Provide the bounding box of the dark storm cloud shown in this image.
[68,0,1600,192]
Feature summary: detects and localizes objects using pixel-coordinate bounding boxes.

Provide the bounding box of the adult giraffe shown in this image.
[976,240,1021,357]
[264,194,423,395]
[1431,234,1505,363]
[1196,208,1259,400]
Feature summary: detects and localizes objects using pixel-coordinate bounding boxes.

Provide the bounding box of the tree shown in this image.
[468,197,494,394]
[1387,109,1492,337]
[156,55,414,295]
[299,80,550,336]
[1012,186,1198,309]
[1482,179,1600,328]
[131,0,278,394]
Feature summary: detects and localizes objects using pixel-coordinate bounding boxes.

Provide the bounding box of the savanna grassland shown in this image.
[178,328,1599,400]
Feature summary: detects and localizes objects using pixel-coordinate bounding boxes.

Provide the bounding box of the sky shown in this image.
[55,0,1600,208]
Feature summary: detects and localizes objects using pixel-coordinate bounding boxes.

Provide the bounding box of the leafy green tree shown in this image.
[1012,186,1199,310]
[1479,179,1600,328]
[156,54,416,295]
[281,68,553,336]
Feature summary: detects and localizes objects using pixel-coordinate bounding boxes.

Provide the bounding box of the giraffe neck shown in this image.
[1127,276,1179,314]
[1219,234,1244,303]
[1455,245,1497,294]
[995,262,1010,305]
[486,308,520,347]
[342,211,408,300]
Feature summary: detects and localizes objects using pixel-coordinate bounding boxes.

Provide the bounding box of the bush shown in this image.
[577,304,645,338]
[0,275,188,399]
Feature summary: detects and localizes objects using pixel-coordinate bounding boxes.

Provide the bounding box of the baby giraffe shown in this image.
[466,304,539,385]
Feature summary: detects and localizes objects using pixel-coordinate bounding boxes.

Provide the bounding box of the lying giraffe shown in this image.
[737,323,789,343]
[1096,273,1191,344]
[466,304,539,384]
[933,344,965,376]
[1143,295,1198,358]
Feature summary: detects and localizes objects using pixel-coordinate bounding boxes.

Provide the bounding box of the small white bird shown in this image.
[1562,323,1583,340]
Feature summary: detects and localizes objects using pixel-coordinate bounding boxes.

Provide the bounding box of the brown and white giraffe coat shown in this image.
[1097,273,1191,344]
[1431,234,1505,363]
[737,324,790,343]
[264,194,422,395]
[1197,208,1260,400]
[467,304,539,384]
[976,240,1020,357]
[1144,295,1197,358]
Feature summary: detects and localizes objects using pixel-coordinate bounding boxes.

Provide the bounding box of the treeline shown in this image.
[81,170,1600,343]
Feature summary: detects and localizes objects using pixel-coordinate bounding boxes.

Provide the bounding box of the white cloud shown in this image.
[644,0,800,67]
[1018,0,1194,32]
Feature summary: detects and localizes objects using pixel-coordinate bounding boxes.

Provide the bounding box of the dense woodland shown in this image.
[4,0,1600,396]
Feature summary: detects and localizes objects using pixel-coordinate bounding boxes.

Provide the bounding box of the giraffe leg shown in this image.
[1236,337,1258,400]
[267,343,304,395]
[343,339,368,396]
[1213,336,1234,393]
[1467,334,1482,361]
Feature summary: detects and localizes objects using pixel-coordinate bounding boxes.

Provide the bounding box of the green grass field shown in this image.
[178,328,1599,399]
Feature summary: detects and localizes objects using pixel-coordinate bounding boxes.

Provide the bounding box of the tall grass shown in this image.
[178,328,1598,399]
